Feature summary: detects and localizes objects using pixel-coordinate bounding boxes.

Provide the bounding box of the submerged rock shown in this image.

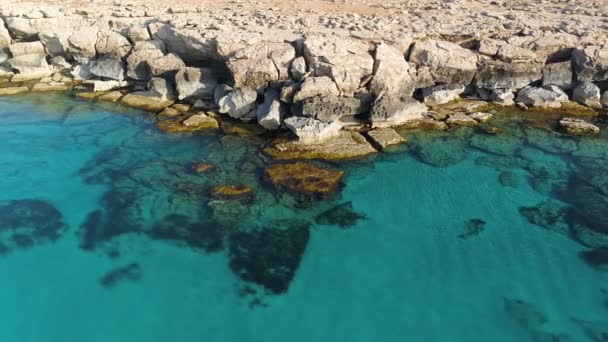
[192,162,216,173]
[519,200,570,236]
[315,202,367,228]
[573,82,602,109]
[210,185,254,199]
[558,117,600,136]
[410,133,468,167]
[264,162,344,199]
[365,128,406,150]
[498,171,519,188]
[579,248,608,271]
[370,94,428,128]
[152,214,224,253]
[504,297,548,330]
[264,131,377,161]
[459,219,486,239]
[515,85,568,108]
[99,262,143,288]
[157,115,219,133]
[228,220,311,294]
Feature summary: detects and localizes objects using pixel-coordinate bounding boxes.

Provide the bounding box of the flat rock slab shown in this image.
[365,128,406,149]
[264,131,377,161]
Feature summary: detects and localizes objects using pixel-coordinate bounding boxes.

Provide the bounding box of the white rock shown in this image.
[409,40,477,85]
[601,91,608,108]
[573,82,602,109]
[446,113,478,126]
[39,33,67,57]
[89,58,126,81]
[422,84,466,106]
[227,42,295,89]
[468,112,493,122]
[515,85,568,108]
[572,46,608,82]
[83,80,129,92]
[8,41,45,57]
[293,76,339,102]
[126,25,151,43]
[256,88,282,130]
[148,53,185,77]
[217,87,258,119]
[290,57,307,80]
[175,67,218,100]
[370,43,414,96]
[71,64,93,80]
[95,30,132,59]
[68,25,99,62]
[283,117,342,143]
[370,94,428,128]
[148,77,176,100]
[7,54,52,81]
[126,40,166,81]
[542,61,573,90]
[0,18,11,48]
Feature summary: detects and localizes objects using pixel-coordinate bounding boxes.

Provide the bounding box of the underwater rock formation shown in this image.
[228,220,311,294]
[210,185,254,200]
[264,162,344,199]
[152,214,224,253]
[504,297,548,331]
[410,132,468,167]
[458,219,486,240]
[99,262,143,288]
[0,199,66,254]
[579,248,608,271]
[315,202,367,228]
[518,200,570,236]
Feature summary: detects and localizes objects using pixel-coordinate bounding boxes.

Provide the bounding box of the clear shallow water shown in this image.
[0,93,607,341]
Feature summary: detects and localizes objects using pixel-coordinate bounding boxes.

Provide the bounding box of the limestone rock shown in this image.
[496,44,538,63]
[95,31,132,59]
[148,77,176,100]
[490,88,515,105]
[0,48,10,64]
[365,128,406,149]
[409,40,478,85]
[301,95,364,121]
[573,81,602,109]
[126,40,166,81]
[293,76,340,102]
[227,42,295,89]
[175,67,218,100]
[39,33,67,57]
[32,81,70,92]
[283,117,342,143]
[0,18,11,48]
[125,25,150,43]
[217,87,257,119]
[182,113,219,128]
[71,64,93,80]
[83,80,129,92]
[468,112,493,123]
[120,92,173,111]
[422,84,466,106]
[290,56,307,80]
[573,46,608,82]
[8,41,45,57]
[543,61,573,90]
[515,85,568,108]
[264,131,376,161]
[476,59,543,90]
[148,53,185,78]
[256,88,283,130]
[152,24,219,63]
[304,35,374,94]
[370,95,428,128]
[370,43,414,96]
[601,91,608,108]
[89,58,126,81]
[7,54,52,82]
[559,117,600,136]
[0,86,29,95]
[67,26,99,62]
[446,113,478,126]
[527,33,578,62]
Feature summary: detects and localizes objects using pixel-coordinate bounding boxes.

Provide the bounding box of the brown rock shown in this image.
[365,128,406,149]
[0,86,29,95]
[120,92,174,111]
[192,163,216,173]
[156,116,219,133]
[97,90,124,102]
[264,162,344,198]
[210,185,253,199]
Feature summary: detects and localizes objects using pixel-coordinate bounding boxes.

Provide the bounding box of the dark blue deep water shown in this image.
[1,93,607,341]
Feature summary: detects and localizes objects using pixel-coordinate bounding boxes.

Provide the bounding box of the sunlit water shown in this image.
[1,93,607,341]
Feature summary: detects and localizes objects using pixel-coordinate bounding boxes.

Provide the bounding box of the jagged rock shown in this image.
[39,33,66,57]
[151,24,219,63]
[175,67,218,100]
[370,94,428,128]
[50,56,71,71]
[572,46,608,82]
[519,200,570,235]
[95,30,132,59]
[71,64,93,80]
[213,84,232,105]
[227,42,295,88]
[365,128,405,149]
[293,76,339,102]
[370,43,414,96]
[559,117,600,136]
[468,112,493,122]
[490,88,515,105]
[301,95,364,121]
[478,38,501,56]
[422,84,466,106]
[503,297,548,330]
[290,56,307,80]
[409,40,477,85]
[496,44,538,63]
[148,53,185,78]
[543,61,573,90]
[264,162,344,198]
[0,65,13,79]
[303,35,374,94]
[125,25,150,43]
[256,88,282,130]
[7,54,52,82]
[446,113,478,126]
[283,117,342,143]
[148,77,176,100]
[217,87,257,119]
[515,85,568,108]
[573,81,602,108]
[120,91,173,111]
[601,91,608,108]
[280,83,298,103]
[125,40,166,81]
[264,130,376,160]
[67,26,99,62]
[526,32,578,62]
[8,41,45,57]
[89,58,126,81]
[0,86,28,95]
[315,201,367,228]
[476,59,543,90]
[0,18,11,47]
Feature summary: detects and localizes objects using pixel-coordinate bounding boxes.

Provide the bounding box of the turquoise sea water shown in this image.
[1,93,607,341]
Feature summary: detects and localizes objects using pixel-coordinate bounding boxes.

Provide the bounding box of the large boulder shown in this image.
[283,117,342,143]
[39,32,68,57]
[475,59,543,90]
[151,24,219,63]
[125,40,166,81]
[301,95,364,121]
[67,26,99,62]
[293,76,339,102]
[573,82,602,109]
[543,61,573,90]
[217,87,258,119]
[370,43,414,96]
[148,53,185,78]
[370,94,428,128]
[422,84,466,106]
[148,77,176,100]
[303,35,374,95]
[174,67,218,100]
[7,54,52,82]
[256,88,283,130]
[0,18,11,47]
[227,42,295,89]
[601,91,608,108]
[89,58,126,81]
[408,40,478,85]
[515,85,568,108]
[572,46,608,82]
[8,41,45,57]
[95,30,132,59]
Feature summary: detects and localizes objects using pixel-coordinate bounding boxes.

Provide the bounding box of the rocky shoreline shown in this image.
[1,1,607,160]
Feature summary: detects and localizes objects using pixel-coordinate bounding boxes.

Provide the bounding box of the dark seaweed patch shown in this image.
[151,214,225,253]
[459,219,486,239]
[99,262,143,288]
[229,220,310,294]
[315,201,367,228]
[580,248,608,271]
